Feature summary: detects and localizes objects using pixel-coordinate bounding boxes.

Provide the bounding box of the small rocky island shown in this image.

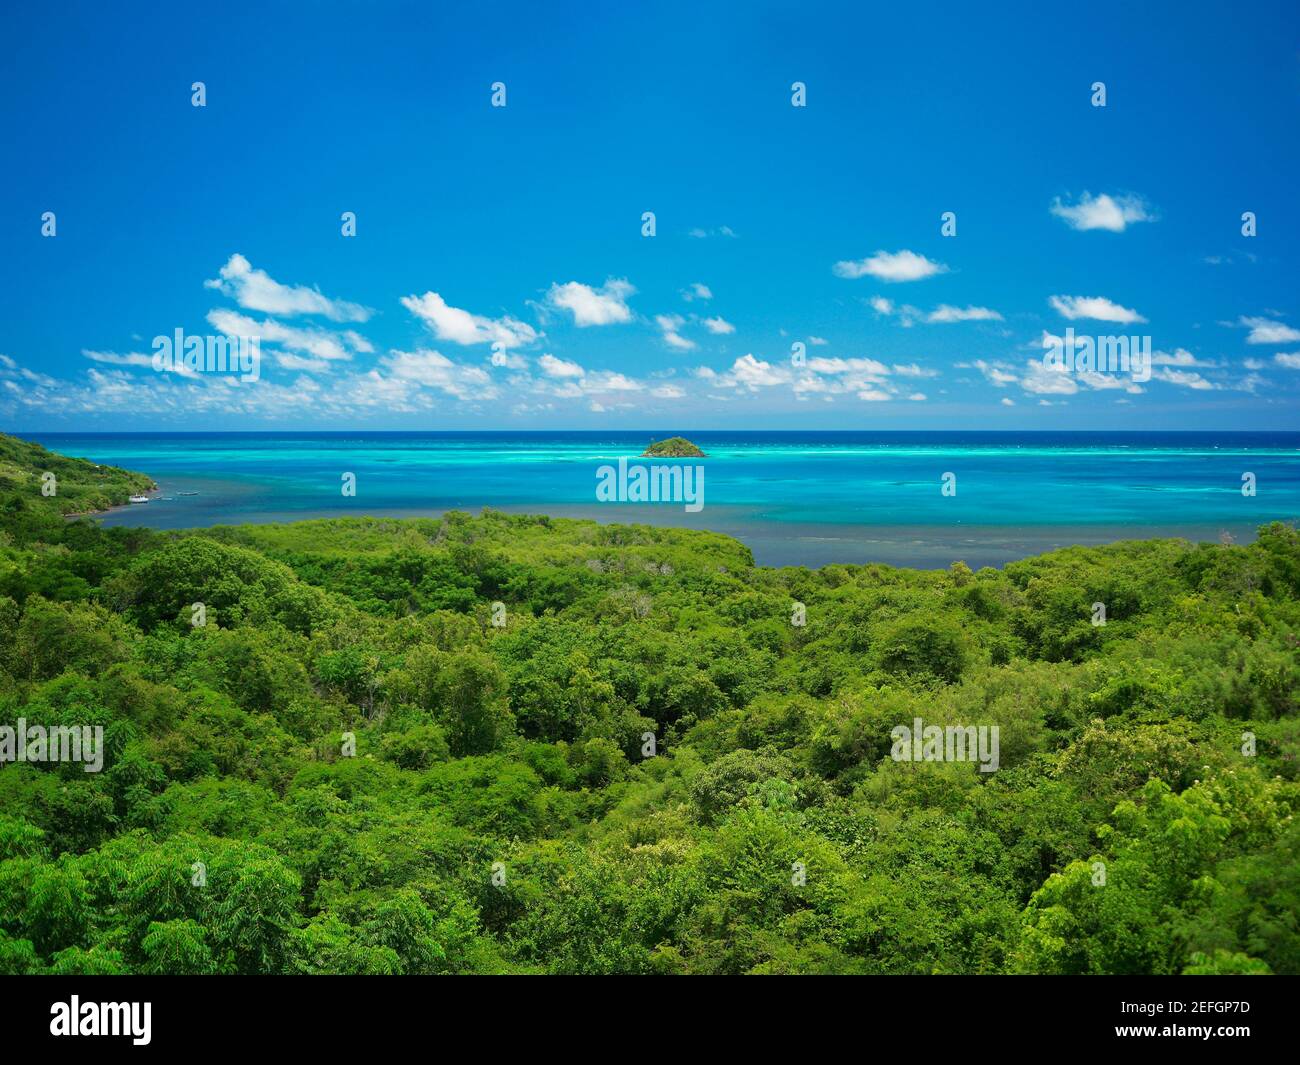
[642,436,706,458]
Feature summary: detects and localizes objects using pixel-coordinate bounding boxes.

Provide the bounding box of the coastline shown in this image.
[37,429,1299,569]
[86,494,1277,569]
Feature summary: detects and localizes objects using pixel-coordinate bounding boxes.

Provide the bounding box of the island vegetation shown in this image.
[0,434,154,516]
[0,432,1296,975]
[642,437,706,458]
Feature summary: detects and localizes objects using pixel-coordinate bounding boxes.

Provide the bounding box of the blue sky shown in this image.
[2,0,1298,431]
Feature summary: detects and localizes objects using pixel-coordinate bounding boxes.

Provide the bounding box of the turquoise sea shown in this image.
[23,431,1300,568]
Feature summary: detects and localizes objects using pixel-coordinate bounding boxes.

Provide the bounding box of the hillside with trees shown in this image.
[0,434,1296,975]
[0,434,155,517]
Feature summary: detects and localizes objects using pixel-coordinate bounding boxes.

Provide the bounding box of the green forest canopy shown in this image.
[0,432,1296,974]
[642,437,706,458]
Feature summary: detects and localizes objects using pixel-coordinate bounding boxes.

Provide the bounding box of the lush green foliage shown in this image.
[642,437,705,458]
[0,436,1297,974]
[0,435,154,519]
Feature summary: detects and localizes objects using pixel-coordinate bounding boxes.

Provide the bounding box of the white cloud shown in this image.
[1151,348,1214,367]
[82,350,156,368]
[972,360,1019,386]
[546,279,635,326]
[379,349,497,400]
[655,314,696,350]
[207,309,369,365]
[401,291,540,348]
[833,250,948,282]
[682,283,712,301]
[926,304,1003,323]
[1078,372,1144,394]
[808,356,891,377]
[1153,367,1217,390]
[874,298,993,327]
[652,384,685,399]
[908,392,927,402]
[727,354,789,390]
[584,371,642,392]
[1240,317,1300,344]
[1049,295,1147,324]
[490,349,528,369]
[1020,359,1079,395]
[808,336,829,346]
[892,363,938,378]
[702,316,735,335]
[1001,397,1015,406]
[1273,352,1300,369]
[205,253,371,322]
[538,353,585,378]
[1049,192,1155,233]
[272,353,332,373]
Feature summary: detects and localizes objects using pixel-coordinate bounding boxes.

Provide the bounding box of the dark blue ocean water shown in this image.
[22,431,1300,567]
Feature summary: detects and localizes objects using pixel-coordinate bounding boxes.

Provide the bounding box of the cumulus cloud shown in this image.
[207,308,370,368]
[1049,192,1155,233]
[1152,367,1217,390]
[872,298,997,327]
[1240,317,1300,344]
[379,349,498,400]
[1049,295,1147,324]
[205,253,371,322]
[1019,359,1079,395]
[925,304,1003,323]
[545,279,635,326]
[833,250,948,282]
[584,371,642,393]
[688,350,928,403]
[702,316,735,335]
[972,360,1019,386]
[537,353,585,378]
[807,356,890,377]
[655,314,696,351]
[82,350,156,369]
[490,349,528,369]
[892,363,939,378]
[728,353,788,390]
[1151,348,1215,368]
[401,291,540,348]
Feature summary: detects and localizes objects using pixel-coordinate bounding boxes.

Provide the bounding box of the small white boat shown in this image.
[128,495,150,504]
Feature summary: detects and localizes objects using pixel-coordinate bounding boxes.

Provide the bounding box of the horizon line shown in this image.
[12,429,1300,437]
